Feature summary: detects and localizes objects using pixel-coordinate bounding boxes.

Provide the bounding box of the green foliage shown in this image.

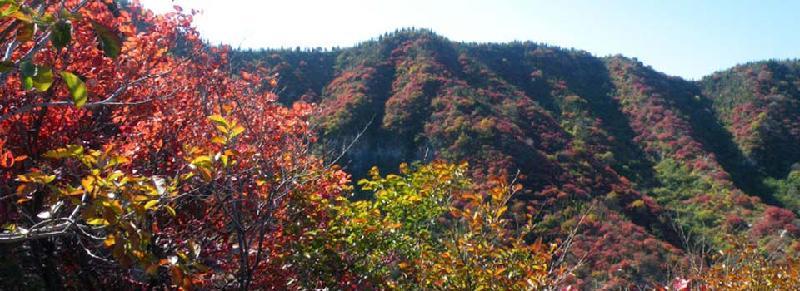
[651,159,726,243]
[90,20,122,58]
[60,71,87,107]
[652,159,714,204]
[766,170,800,212]
[293,162,556,289]
[51,20,72,49]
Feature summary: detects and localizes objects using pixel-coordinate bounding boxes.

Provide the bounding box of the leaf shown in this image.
[90,20,121,58]
[0,61,13,73]
[207,115,229,128]
[17,172,55,184]
[31,66,52,91]
[0,151,12,168]
[31,12,54,25]
[60,71,87,107]
[215,125,228,135]
[164,205,176,216]
[59,8,82,22]
[44,145,83,159]
[51,20,71,49]
[19,60,34,77]
[86,218,108,225]
[190,155,212,168]
[104,235,116,247]
[11,10,32,23]
[495,206,508,218]
[16,21,33,42]
[143,199,159,210]
[81,176,95,193]
[0,1,19,18]
[211,136,227,145]
[22,76,32,90]
[220,154,228,167]
[230,125,245,138]
[1,223,16,232]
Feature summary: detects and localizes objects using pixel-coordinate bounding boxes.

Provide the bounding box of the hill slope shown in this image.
[231,29,800,288]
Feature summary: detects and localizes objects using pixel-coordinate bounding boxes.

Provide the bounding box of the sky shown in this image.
[139,0,800,80]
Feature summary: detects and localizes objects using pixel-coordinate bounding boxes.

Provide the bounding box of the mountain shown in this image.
[230,29,800,288]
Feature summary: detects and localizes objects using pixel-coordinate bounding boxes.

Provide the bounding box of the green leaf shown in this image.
[20,62,51,91]
[90,20,121,58]
[0,61,13,73]
[60,71,87,107]
[16,21,34,42]
[20,60,35,76]
[22,76,32,90]
[51,21,71,49]
[0,1,19,18]
[33,12,55,25]
[31,66,52,91]
[59,8,82,21]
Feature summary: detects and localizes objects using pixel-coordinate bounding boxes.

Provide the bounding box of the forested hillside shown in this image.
[232,28,800,288]
[0,1,798,289]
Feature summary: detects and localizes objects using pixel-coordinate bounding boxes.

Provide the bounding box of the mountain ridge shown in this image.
[230,28,800,288]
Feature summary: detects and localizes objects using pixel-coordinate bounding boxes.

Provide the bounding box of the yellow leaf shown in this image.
[215,125,228,135]
[191,155,212,168]
[198,167,212,182]
[211,136,227,145]
[81,176,96,193]
[143,200,159,210]
[16,172,55,184]
[230,125,245,138]
[104,235,116,247]
[207,115,228,127]
[43,145,83,159]
[133,195,150,202]
[132,250,145,259]
[496,206,508,217]
[165,205,176,216]
[86,218,108,225]
[220,155,228,167]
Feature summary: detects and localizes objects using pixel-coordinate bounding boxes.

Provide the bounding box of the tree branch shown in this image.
[0,72,171,123]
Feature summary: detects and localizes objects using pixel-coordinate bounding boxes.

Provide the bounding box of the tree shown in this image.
[0,1,348,289]
[293,161,560,289]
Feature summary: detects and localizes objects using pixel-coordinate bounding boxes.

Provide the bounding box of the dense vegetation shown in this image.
[233,28,800,288]
[0,2,798,290]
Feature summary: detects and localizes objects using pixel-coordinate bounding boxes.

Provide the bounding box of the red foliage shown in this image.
[0,1,348,288]
[752,206,800,237]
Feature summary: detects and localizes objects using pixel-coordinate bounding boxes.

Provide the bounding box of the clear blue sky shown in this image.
[140,0,799,80]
